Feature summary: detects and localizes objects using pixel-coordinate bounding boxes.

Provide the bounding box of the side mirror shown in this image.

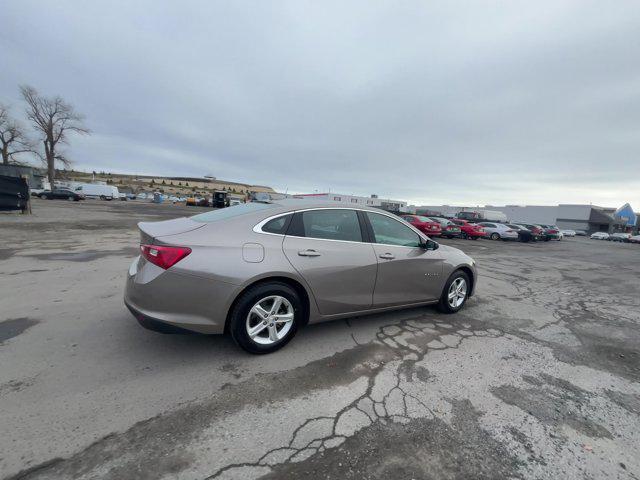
[421,238,439,250]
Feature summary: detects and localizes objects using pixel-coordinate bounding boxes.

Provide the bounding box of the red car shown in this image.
[451,219,487,240]
[400,215,442,237]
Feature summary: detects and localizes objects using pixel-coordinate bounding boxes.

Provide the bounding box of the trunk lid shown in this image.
[138,217,205,244]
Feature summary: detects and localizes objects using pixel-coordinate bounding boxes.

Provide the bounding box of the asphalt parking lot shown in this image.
[1,199,639,480]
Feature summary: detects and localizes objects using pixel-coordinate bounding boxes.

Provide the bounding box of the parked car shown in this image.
[561,230,576,237]
[629,235,640,244]
[539,225,562,240]
[426,217,462,238]
[125,201,477,353]
[520,224,547,241]
[450,219,486,239]
[575,230,587,236]
[506,224,534,242]
[609,233,631,242]
[476,222,518,241]
[590,232,610,240]
[39,189,85,201]
[400,215,442,237]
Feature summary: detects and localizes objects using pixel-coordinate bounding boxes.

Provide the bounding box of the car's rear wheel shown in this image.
[229,282,302,354]
[67,196,74,201]
[490,233,500,240]
[437,270,470,313]
[460,232,468,239]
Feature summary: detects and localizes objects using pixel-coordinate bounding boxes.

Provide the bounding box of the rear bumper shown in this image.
[124,257,236,334]
[500,233,519,240]
[125,301,195,334]
[418,228,442,237]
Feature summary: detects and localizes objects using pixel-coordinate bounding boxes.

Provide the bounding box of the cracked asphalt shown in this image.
[1,200,639,480]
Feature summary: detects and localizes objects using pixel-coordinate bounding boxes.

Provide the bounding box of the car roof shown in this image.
[266,199,389,215]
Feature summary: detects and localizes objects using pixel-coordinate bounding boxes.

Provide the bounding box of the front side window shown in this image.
[367,212,421,247]
[299,209,362,242]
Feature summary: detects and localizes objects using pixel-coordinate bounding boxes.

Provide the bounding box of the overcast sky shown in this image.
[1,1,639,207]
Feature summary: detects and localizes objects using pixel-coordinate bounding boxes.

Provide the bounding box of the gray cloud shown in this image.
[2,0,639,207]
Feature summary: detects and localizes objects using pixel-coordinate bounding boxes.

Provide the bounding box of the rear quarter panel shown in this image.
[151,216,321,323]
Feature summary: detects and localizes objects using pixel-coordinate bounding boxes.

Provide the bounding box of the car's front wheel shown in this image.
[229,282,303,354]
[437,270,470,313]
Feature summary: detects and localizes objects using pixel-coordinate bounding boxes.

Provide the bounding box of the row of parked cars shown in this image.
[399,215,567,243]
[590,232,640,243]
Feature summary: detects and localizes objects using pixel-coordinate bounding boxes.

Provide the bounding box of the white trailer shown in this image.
[74,183,119,200]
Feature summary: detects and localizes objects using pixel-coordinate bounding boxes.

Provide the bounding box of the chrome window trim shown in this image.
[252,207,429,249]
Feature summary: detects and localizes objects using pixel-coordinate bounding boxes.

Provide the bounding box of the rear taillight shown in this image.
[140,244,192,270]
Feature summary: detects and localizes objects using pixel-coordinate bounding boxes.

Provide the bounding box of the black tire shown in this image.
[460,232,468,240]
[39,194,47,199]
[490,232,500,240]
[229,282,303,354]
[100,195,106,200]
[437,270,471,314]
[67,196,74,201]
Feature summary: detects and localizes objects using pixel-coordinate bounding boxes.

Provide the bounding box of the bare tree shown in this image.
[0,104,33,165]
[20,85,89,186]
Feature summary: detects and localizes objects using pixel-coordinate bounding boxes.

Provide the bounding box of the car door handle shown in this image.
[298,249,321,257]
[379,253,395,260]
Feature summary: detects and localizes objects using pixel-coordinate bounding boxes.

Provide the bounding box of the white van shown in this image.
[74,183,119,200]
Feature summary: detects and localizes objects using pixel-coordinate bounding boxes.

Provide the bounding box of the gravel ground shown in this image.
[1,199,639,480]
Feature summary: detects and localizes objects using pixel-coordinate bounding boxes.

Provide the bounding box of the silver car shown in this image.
[124,200,477,353]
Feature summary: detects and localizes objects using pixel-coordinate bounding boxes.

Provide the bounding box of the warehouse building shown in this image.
[418,203,635,234]
[292,193,408,212]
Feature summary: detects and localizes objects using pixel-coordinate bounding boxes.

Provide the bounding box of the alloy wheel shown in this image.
[447,277,467,308]
[245,295,294,345]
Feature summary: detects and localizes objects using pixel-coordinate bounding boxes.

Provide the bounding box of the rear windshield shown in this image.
[190,202,276,223]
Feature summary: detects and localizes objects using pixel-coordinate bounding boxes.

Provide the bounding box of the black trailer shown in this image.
[0,174,29,212]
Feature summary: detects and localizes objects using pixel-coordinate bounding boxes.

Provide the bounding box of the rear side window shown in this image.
[262,214,292,234]
[295,209,362,242]
[367,212,421,247]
